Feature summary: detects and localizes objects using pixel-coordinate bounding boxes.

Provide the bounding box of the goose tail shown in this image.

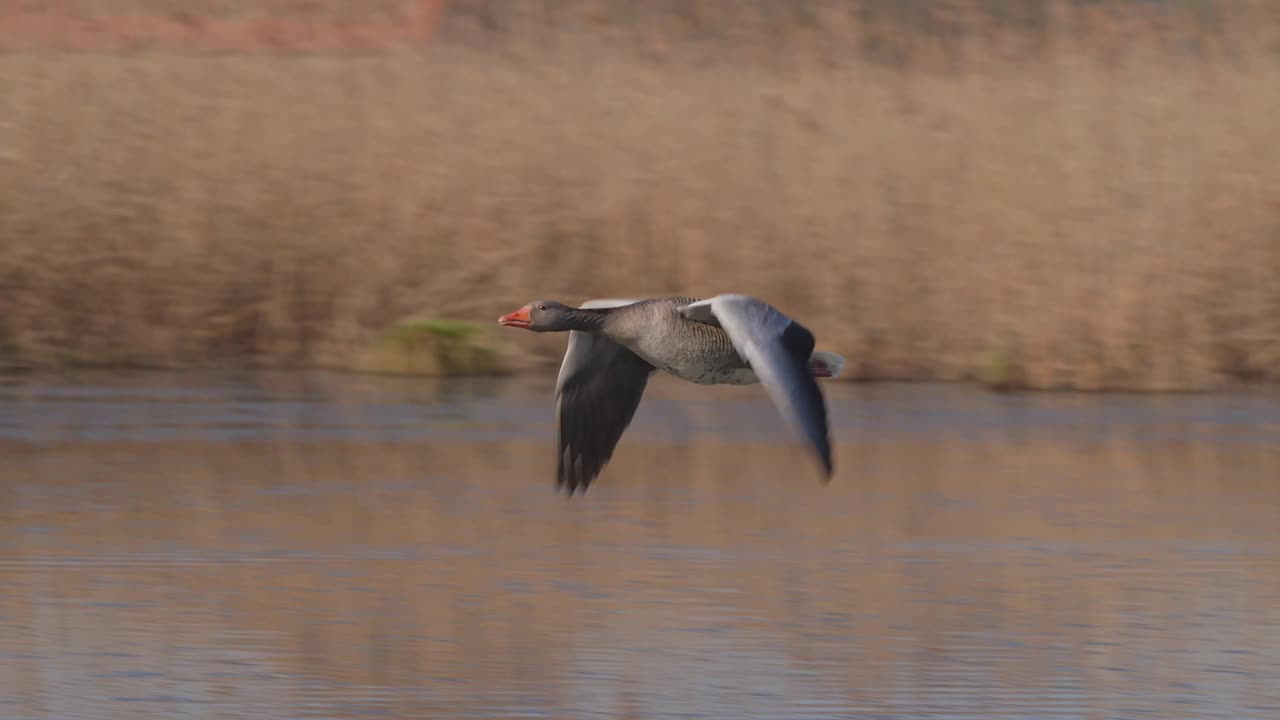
[808,351,845,379]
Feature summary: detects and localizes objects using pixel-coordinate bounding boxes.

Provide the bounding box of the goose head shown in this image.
[497,301,577,332]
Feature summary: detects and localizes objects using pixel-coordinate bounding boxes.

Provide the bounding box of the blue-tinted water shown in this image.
[1,371,1277,719]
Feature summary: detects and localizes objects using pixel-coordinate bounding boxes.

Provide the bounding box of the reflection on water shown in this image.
[1,371,1278,719]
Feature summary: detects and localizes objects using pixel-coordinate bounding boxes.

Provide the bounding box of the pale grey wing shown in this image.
[579,298,646,309]
[678,298,721,327]
[554,298,652,495]
[680,294,833,479]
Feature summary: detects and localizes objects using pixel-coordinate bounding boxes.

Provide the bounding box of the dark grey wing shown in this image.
[554,298,643,391]
[554,298,653,495]
[680,294,833,479]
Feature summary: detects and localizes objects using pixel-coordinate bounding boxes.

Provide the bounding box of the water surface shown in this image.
[2,371,1278,719]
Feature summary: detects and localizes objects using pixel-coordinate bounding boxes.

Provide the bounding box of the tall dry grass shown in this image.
[1,1,1278,389]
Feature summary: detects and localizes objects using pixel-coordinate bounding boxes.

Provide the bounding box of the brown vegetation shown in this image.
[0,1,445,52]
[1,1,1278,389]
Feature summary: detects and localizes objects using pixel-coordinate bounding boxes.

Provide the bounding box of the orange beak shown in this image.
[497,305,533,329]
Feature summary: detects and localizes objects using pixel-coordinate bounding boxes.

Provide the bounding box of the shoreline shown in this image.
[2,357,1272,395]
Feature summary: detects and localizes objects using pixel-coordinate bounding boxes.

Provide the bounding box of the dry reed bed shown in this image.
[1,3,1278,390]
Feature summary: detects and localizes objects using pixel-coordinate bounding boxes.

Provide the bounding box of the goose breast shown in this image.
[609,298,752,384]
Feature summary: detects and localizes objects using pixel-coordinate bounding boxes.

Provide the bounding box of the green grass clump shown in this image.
[363,319,504,376]
[977,343,1028,392]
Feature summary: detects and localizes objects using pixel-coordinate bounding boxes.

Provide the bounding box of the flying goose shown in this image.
[498,294,845,495]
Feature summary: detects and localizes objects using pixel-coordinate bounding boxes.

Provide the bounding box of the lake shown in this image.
[1,371,1278,719]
